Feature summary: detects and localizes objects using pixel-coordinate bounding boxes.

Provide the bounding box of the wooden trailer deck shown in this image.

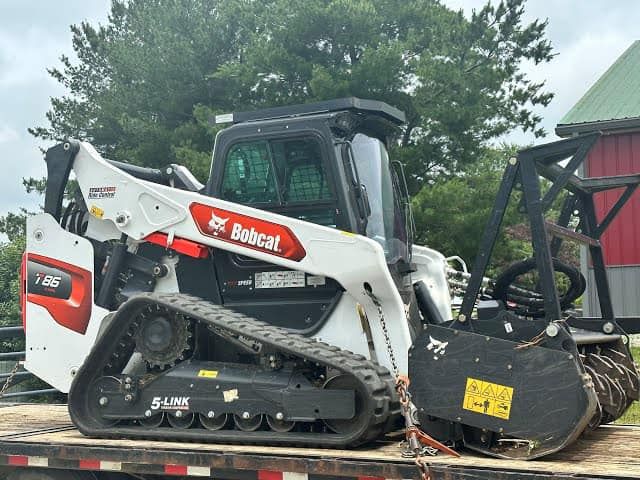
[0,404,639,479]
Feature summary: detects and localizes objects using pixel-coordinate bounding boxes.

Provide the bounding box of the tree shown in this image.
[412,144,581,278]
[411,146,532,273]
[0,213,26,355]
[30,0,554,189]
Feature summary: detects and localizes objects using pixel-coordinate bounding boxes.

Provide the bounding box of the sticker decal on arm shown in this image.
[190,203,306,261]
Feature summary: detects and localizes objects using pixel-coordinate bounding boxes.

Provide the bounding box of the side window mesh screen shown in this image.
[221,142,277,204]
[220,137,332,207]
[287,164,330,201]
[278,139,331,202]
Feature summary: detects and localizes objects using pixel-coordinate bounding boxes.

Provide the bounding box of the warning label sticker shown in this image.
[255,270,305,289]
[463,377,514,420]
[89,205,104,219]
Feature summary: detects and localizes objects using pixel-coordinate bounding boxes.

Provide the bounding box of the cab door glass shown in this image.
[352,134,409,263]
[271,138,332,203]
[220,137,336,227]
[221,141,279,205]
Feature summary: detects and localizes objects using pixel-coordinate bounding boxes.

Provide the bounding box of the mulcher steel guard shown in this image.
[409,133,640,459]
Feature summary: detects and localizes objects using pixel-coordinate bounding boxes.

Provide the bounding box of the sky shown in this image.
[0,0,639,218]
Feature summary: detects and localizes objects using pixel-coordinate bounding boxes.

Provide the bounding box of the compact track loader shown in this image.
[20,98,639,460]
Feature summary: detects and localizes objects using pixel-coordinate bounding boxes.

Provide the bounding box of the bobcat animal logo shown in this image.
[426,335,448,356]
[208,212,230,236]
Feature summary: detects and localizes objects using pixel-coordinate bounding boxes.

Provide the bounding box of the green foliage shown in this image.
[0,211,27,244]
[31,0,553,189]
[617,346,640,425]
[0,215,26,355]
[0,212,28,377]
[411,146,533,273]
[0,235,24,325]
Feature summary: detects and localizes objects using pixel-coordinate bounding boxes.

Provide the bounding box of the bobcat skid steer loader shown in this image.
[20,98,638,460]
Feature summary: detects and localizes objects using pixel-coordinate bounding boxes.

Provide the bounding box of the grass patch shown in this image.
[615,346,640,425]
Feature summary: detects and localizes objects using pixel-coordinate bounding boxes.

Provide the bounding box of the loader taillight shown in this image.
[25,254,93,334]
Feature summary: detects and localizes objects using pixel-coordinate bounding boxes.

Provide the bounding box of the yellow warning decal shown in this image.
[89,205,104,219]
[197,369,218,378]
[463,377,513,420]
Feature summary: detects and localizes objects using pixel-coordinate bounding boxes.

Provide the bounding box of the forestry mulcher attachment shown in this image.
[21,98,639,460]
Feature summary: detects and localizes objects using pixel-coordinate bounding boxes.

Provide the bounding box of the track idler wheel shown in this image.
[88,377,121,428]
[322,374,365,434]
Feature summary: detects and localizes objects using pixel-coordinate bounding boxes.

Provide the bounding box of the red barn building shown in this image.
[556,40,640,316]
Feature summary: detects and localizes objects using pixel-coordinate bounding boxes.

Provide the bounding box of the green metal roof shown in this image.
[557,40,640,135]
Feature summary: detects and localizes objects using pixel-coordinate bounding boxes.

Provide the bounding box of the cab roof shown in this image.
[216,97,406,126]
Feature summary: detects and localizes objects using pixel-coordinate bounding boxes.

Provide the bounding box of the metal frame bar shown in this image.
[457,161,520,325]
[519,156,562,321]
[581,195,615,319]
[595,184,639,236]
[540,136,596,212]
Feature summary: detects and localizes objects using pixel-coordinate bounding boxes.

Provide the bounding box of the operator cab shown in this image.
[206,98,413,266]
[193,98,418,335]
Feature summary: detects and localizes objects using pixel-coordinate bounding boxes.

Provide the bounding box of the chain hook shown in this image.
[0,361,21,400]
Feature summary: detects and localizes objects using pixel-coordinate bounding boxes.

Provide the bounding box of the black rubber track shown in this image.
[69,293,399,448]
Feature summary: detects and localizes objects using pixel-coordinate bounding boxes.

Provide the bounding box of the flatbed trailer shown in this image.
[0,405,638,480]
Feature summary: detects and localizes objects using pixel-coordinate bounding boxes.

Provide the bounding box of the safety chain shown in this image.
[364,291,460,480]
[366,292,400,377]
[0,361,21,400]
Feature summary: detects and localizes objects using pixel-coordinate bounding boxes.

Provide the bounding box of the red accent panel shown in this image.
[164,464,188,475]
[79,459,101,470]
[586,134,640,265]
[27,253,93,335]
[258,471,284,480]
[190,203,306,262]
[144,232,209,258]
[8,455,28,466]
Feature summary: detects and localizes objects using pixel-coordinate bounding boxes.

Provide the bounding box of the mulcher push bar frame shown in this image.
[458,132,640,325]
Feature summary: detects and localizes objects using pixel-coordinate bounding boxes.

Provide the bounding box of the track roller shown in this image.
[233,413,263,431]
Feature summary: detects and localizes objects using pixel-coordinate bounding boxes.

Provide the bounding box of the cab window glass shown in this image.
[221,141,278,204]
[271,138,332,203]
[221,137,332,205]
[352,134,409,262]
